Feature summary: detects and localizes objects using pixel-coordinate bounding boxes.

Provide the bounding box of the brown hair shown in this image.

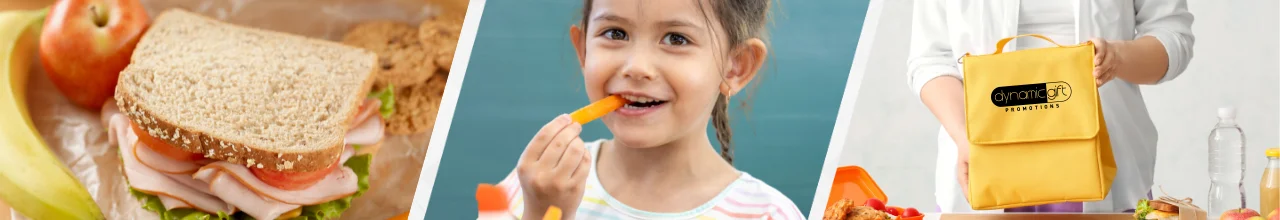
[580,0,772,164]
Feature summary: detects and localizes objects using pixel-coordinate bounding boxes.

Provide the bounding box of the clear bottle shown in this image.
[1261,148,1279,217]
[1209,107,1246,216]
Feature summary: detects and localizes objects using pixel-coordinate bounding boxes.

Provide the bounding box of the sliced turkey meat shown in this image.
[158,195,191,210]
[166,173,214,195]
[111,114,138,154]
[341,145,355,164]
[202,172,301,220]
[134,142,202,174]
[196,161,359,205]
[102,99,123,146]
[353,98,379,127]
[114,115,236,214]
[345,100,384,146]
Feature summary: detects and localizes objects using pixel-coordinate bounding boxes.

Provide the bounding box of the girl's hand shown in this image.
[517,114,591,219]
[1091,38,1123,87]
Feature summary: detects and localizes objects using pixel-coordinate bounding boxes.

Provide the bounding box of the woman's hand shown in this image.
[1091,38,1123,87]
[518,114,591,219]
[1092,36,1178,86]
[955,140,971,200]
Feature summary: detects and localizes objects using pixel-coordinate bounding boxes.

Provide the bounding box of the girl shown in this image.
[908,0,1193,214]
[497,0,806,219]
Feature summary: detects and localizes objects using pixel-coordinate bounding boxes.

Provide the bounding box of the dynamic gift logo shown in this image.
[990,81,1072,111]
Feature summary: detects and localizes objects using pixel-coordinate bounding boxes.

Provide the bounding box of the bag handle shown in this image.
[993,34,1069,54]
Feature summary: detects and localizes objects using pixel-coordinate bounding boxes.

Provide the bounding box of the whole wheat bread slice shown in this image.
[115,9,377,172]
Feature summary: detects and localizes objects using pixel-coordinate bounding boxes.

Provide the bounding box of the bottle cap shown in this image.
[476,183,509,212]
[1267,148,1279,158]
[1218,107,1236,119]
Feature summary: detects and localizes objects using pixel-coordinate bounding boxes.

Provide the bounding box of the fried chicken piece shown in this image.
[824,199,892,220]
[849,206,891,220]
[824,199,859,220]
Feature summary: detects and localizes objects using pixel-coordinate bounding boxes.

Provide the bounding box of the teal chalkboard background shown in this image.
[424,0,868,218]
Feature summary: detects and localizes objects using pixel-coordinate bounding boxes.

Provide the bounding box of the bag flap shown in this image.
[961,41,1100,145]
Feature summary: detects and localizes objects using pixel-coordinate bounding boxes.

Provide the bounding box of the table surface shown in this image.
[924,213,1137,220]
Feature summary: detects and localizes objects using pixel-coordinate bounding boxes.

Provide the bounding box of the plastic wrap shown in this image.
[14,0,455,219]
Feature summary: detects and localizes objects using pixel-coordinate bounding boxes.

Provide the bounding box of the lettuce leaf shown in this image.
[1134,199,1151,220]
[129,154,373,220]
[369,85,396,119]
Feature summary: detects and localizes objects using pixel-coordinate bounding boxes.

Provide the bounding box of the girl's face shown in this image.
[571,0,762,149]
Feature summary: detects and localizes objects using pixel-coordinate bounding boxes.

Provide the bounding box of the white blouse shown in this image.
[1017,0,1075,50]
[907,0,1195,213]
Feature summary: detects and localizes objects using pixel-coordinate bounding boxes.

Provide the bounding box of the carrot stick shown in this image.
[543,206,562,220]
[569,95,627,125]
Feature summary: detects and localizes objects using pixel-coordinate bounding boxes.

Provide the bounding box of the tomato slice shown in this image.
[250,158,339,190]
[129,121,205,161]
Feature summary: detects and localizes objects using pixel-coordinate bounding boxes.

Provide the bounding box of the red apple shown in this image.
[40,0,149,110]
[1268,208,1278,220]
[1222,208,1262,220]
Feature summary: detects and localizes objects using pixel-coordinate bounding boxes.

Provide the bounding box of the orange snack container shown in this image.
[826,166,888,208]
[824,166,927,219]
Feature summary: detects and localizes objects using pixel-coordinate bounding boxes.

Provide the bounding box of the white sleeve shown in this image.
[1133,0,1195,84]
[907,0,962,98]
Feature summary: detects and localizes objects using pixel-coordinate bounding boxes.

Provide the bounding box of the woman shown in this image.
[907,0,1194,213]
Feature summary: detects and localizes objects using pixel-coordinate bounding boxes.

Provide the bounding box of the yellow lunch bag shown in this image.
[960,34,1116,210]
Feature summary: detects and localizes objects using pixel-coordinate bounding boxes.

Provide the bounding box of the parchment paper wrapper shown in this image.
[14,0,462,219]
[1156,197,1208,220]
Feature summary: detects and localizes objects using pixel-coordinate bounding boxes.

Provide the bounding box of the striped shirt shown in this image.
[498,140,805,220]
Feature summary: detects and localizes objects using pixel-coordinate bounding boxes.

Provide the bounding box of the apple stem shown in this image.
[90,5,108,28]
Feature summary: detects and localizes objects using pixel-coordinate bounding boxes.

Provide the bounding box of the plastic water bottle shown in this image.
[1208,107,1247,216]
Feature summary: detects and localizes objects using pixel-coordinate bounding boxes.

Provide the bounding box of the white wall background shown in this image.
[839,0,1280,212]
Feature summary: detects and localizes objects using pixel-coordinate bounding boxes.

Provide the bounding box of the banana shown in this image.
[0,8,105,220]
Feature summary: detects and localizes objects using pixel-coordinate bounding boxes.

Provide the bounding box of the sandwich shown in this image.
[1136,199,1181,220]
[105,9,393,220]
